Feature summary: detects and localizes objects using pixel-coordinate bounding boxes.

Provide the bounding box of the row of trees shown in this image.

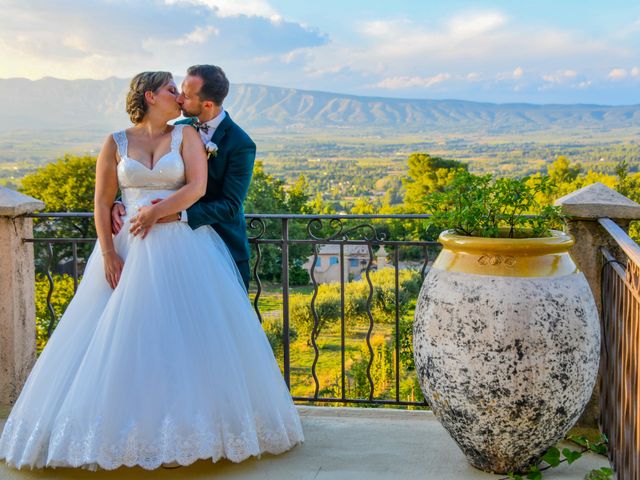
[19,150,640,288]
[18,151,640,235]
[348,153,640,242]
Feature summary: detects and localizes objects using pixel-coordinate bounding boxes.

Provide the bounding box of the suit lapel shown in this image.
[211,113,233,146]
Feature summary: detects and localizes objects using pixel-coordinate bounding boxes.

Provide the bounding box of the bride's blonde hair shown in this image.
[126,71,173,123]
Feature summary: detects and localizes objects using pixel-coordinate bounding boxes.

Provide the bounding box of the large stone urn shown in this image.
[413,229,600,474]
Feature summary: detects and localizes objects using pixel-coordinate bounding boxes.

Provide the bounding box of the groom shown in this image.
[113,64,256,290]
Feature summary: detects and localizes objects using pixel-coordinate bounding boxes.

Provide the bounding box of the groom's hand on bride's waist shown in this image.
[111,202,126,235]
[151,198,181,224]
[111,200,179,235]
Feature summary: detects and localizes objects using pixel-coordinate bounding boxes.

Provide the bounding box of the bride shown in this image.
[0,71,304,470]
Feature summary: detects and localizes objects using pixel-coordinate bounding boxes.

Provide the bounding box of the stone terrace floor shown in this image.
[0,406,608,480]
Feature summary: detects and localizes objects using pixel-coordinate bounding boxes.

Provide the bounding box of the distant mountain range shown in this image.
[2,77,640,134]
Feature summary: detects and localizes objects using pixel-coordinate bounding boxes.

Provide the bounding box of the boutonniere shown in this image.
[205,141,218,158]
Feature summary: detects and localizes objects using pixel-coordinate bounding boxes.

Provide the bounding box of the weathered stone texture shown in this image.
[0,187,42,408]
[414,269,600,474]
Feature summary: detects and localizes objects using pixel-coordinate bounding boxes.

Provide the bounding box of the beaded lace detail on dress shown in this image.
[1,411,303,471]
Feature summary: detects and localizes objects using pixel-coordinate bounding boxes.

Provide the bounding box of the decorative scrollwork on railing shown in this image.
[309,244,321,398]
[247,217,266,240]
[330,224,387,242]
[252,243,263,323]
[363,243,376,401]
[44,242,57,338]
[307,218,387,242]
[307,218,344,240]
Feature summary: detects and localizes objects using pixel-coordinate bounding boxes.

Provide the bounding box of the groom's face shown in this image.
[177,75,204,117]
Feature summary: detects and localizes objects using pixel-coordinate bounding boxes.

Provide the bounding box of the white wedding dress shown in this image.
[0,125,304,470]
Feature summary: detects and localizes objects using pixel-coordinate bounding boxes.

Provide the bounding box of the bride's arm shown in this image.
[94,135,124,288]
[129,126,207,237]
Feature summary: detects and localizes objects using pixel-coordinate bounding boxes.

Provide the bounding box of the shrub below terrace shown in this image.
[262,317,298,362]
[340,333,424,403]
[349,334,394,398]
[290,267,423,344]
[35,274,76,354]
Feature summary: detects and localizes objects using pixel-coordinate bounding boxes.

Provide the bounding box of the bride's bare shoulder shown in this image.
[180,124,201,143]
[99,133,118,154]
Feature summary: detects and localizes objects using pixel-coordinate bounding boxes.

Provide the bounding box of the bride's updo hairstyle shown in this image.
[126,71,173,123]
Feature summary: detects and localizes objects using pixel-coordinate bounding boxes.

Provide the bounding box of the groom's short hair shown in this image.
[187,65,229,106]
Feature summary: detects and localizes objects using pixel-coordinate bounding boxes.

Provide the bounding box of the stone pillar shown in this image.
[555,182,640,429]
[0,187,44,410]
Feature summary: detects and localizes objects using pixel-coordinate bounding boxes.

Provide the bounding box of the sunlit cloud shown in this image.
[496,67,524,81]
[0,0,327,80]
[607,68,627,80]
[170,26,220,46]
[543,70,578,84]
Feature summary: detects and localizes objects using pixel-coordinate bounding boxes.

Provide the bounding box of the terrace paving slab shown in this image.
[0,406,609,480]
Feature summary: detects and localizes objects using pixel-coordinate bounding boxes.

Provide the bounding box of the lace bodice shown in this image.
[112,125,186,214]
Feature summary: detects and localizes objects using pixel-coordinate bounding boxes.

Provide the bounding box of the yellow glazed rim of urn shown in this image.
[433,229,578,277]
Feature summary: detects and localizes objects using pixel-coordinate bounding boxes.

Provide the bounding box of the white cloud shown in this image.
[631,66,640,78]
[331,10,618,97]
[356,12,509,59]
[607,68,627,80]
[376,73,452,89]
[447,12,507,39]
[0,0,327,80]
[496,66,524,81]
[280,48,312,65]
[170,25,219,46]
[535,69,593,92]
[359,20,397,37]
[163,0,277,18]
[542,70,578,84]
[61,35,90,53]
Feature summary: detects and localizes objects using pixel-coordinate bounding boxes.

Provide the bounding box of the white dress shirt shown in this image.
[180,109,227,222]
[197,109,226,144]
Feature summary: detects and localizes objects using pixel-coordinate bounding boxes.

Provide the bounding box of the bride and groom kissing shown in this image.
[0,65,304,470]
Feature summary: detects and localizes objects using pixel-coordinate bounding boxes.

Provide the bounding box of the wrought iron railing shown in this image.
[599,217,640,479]
[24,212,438,408]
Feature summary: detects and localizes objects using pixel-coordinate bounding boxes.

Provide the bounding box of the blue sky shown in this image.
[2,0,640,104]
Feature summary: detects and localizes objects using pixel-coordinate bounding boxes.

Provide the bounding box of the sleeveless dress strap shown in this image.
[112,131,128,160]
[171,124,185,152]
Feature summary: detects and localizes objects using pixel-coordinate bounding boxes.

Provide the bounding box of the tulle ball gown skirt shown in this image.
[0,220,304,471]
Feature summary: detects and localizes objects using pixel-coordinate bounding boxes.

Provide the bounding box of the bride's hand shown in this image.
[129,205,159,238]
[103,251,124,289]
